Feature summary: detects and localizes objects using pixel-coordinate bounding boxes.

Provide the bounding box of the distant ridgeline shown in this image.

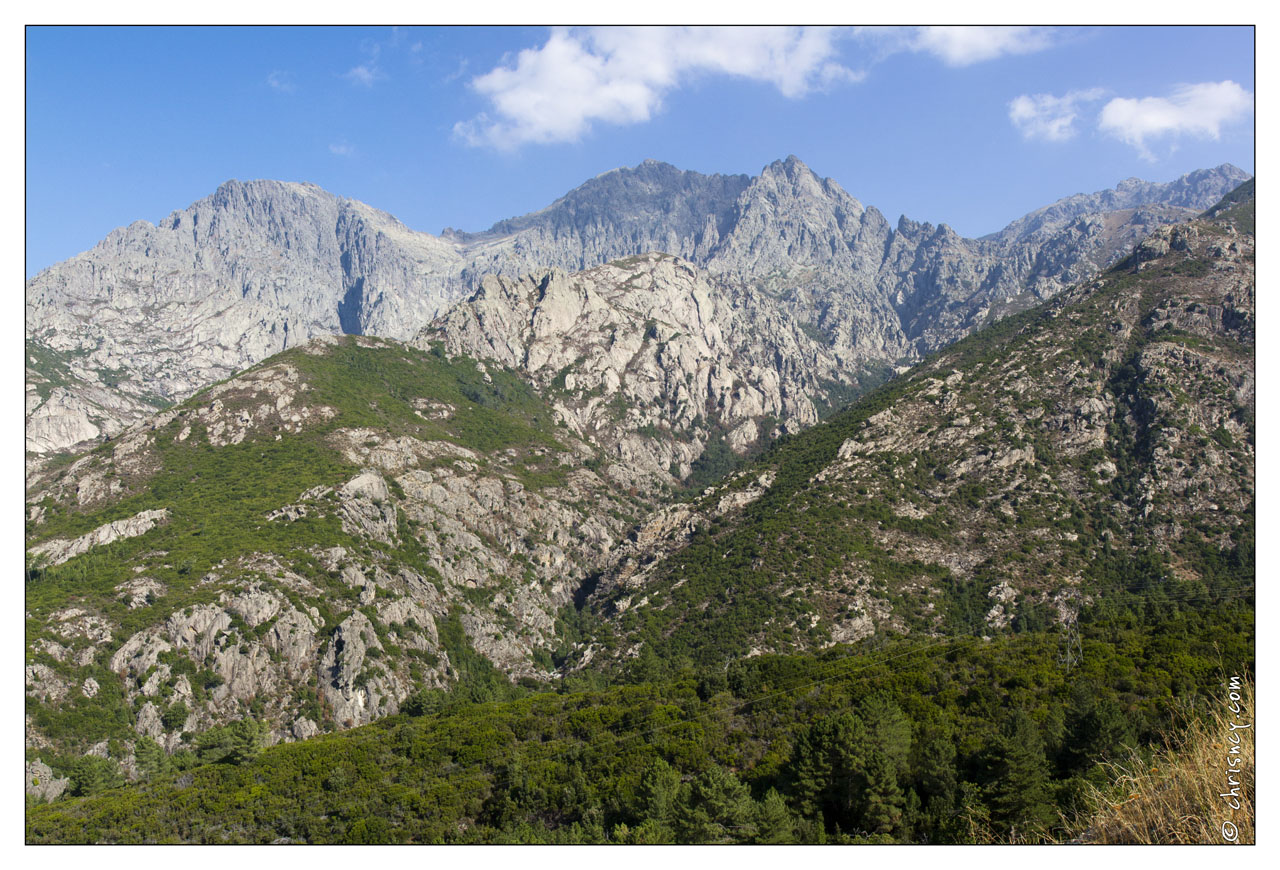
[26,158,1248,461]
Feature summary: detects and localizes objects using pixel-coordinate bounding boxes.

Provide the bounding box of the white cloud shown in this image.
[343,65,383,88]
[329,142,356,157]
[912,26,1053,67]
[454,26,860,150]
[266,70,295,94]
[1009,88,1106,142]
[1098,81,1253,160]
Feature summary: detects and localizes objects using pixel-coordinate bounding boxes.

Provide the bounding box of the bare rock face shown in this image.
[115,576,166,609]
[27,388,126,454]
[25,664,70,703]
[418,253,861,487]
[337,470,399,544]
[29,509,170,566]
[26,759,70,803]
[26,340,164,474]
[451,156,1249,369]
[26,181,466,456]
[319,610,406,728]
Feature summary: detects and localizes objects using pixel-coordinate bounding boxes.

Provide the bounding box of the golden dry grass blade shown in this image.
[1066,676,1254,845]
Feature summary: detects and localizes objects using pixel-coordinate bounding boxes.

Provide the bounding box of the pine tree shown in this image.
[1062,685,1134,773]
[788,711,871,834]
[678,765,756,843]
[753,788,796,844]
[625,818,676,844]
[911,724,957,804]
[227,716,266,765]
[984,709,1055,839]
[635,757,681,826]
[133,735,168,779]
[69,756,124,797]
[860,694,912,777]
[861,751,905,836]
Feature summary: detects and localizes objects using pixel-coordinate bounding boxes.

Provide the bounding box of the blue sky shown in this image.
[25,24,1255,276]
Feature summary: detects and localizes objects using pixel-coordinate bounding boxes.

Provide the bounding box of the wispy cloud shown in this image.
[342,64,383,88]
[454,26,860,150]
[341,30,394,87]
[266,70,295,94]
[1098,81,1253,160]
[911,26,1055,66]
[329,142,356,157]
[1008,88,1107,142]
[444,58,469,84]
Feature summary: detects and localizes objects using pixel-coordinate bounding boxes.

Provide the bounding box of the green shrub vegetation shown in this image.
[26,597,1250,843]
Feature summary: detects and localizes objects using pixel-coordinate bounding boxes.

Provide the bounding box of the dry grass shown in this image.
[1065,676,1254,844]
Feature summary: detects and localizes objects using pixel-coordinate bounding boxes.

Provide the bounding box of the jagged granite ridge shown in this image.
[27,160,1250,460]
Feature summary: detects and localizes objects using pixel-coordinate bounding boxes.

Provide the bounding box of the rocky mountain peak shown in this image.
[991,164,1252,245]
[753,154,847,200]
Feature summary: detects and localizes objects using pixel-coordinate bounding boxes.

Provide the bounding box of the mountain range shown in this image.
[23,160,1254,842]
[26,158,1249,463]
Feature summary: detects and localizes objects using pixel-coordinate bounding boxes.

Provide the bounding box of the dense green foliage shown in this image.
[27,600,1251,843]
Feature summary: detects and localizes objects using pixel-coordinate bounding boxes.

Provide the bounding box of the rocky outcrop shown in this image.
[25,759,70,803]
[25,181,464,456]
[24,335,645,755]
[336,470,399,544]
[452,156,1249,367]
[115,576,166,609]
[29,509,170,566]
[418,253,861,486]
[319,610,406,727]
[25,664,70,703]
[25,340,164,472]
[447,158,753,273]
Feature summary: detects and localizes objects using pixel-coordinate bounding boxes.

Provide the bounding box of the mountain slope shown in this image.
[25,181,469,459]
[26,340,169,454]
[24,179,1255,758]
[446,158,753,270]
[577,185,1255,671]
[25,334,658,758]
[24,184,1255,844]
[26,589,1251,844]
